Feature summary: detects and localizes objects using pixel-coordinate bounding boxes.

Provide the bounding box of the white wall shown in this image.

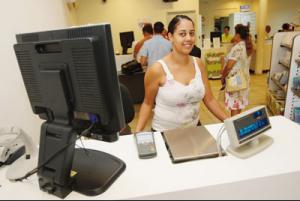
[267,0,300,36]
[74,0,200,52]
[200,0,300,38]
[199,0,258,38]
[0,0,70,144]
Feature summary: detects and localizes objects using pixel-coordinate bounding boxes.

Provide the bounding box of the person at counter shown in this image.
[265,25,272,39]
[135,15,229,132]
[133,24,153,61]
[221,24,253,117]
[162,28,169,40]
[222,26,233,43]
[139,22,172,68]
[281,23,291,32]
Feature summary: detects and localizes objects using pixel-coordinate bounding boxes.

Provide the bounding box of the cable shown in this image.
[14,123,95,182]
[216,124,226,157]
[79,137,89,156]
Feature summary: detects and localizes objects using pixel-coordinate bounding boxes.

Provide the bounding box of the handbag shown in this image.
[225,44,249,93]
[225,69,248,92]
[121,60,143,75]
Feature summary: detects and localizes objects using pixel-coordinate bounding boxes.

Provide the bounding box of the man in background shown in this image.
[281,23,291,32]
[265,25,272,39]
[221,26,233,43]
[139,22,172,68]
[133,24,153,61]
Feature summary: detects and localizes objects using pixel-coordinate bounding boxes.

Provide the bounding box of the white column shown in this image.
[255,0,268,74]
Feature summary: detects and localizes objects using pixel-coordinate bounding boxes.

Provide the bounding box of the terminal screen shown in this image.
[233,109,270,141]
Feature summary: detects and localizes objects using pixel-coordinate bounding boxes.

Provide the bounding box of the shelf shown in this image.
[280,44,293,50]
[292,88,300,98]
[279,61,290,69]
[271,77,287,93]
[267,91,285,116]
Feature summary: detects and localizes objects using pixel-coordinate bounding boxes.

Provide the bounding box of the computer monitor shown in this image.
[120,31,134,55]
[224,106,273,159]
[14,24,126,198]
[210,31,222,43]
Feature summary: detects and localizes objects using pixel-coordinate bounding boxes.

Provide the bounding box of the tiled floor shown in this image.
[129,73,269,131]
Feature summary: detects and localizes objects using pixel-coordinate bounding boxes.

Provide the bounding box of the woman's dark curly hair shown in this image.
[235,24,249,40]
[168,15,194,34]
[235,24,253,56]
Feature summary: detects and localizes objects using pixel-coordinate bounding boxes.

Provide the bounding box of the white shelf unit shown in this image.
[284,35,300,123]
[267,32,300,116]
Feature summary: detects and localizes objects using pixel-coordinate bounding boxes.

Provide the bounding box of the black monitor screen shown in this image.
[210,31,222,42]
[120,31,134,52]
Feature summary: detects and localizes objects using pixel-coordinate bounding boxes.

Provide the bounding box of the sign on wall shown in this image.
[240,5,251,12]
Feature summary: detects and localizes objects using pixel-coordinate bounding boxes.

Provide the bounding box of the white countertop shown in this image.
[0,116,300,200]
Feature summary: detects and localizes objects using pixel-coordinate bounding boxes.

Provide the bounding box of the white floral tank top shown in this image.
[152,57,206,132]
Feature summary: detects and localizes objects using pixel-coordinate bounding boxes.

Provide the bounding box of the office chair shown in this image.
[119,83,135,135]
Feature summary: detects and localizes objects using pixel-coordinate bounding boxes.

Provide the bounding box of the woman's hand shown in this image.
[221,76,226,87]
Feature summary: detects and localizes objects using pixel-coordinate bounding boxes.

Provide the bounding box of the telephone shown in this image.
[134,132,157,159]
[0,127,38,181]
[0,127,26,166]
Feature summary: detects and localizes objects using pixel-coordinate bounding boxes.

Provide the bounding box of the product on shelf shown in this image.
[279,51,292,66]
[280,71,289,85]
[273,72,283,81]
[293,76,300,90]
[269,90,286,100]
[294,107,300,124]
[281,32,300,48]
[266,90,285,115]
[274,90,286,100]
[271,71,289,91]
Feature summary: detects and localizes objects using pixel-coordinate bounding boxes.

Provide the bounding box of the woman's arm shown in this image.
[197,58,230,122]
[135,63,163,132]
[222,44,241,79]
[134,40,144,59]
[221,59,237,79]
[140,56,148,67]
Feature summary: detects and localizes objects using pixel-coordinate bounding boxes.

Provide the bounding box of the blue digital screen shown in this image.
[238,118,269,138]
[253,110,263,118]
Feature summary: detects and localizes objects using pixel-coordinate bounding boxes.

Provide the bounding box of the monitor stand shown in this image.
[72,148,126,196]
[227,135,273,159]
[122,47,128,55]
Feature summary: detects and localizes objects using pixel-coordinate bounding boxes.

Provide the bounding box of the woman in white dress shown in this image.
[135,15,229,132]
[221,24,253,117]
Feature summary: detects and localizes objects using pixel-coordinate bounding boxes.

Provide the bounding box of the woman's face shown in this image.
[169,19,195,55]
[233,33,241,44]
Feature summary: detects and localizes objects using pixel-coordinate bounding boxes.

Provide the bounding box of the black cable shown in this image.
[79,137,89,156]
[14,123,95,182]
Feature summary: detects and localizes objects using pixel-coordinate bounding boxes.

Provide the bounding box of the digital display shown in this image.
[233,108,271,142]
[238,118,269,138]
[253,110,263,118]
[136,132,154,144]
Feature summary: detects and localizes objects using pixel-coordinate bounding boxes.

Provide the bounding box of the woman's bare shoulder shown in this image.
[145,62,166,83]
[194,57,206,70]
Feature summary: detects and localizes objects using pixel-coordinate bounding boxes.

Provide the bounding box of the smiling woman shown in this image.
[135,15,229,133]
